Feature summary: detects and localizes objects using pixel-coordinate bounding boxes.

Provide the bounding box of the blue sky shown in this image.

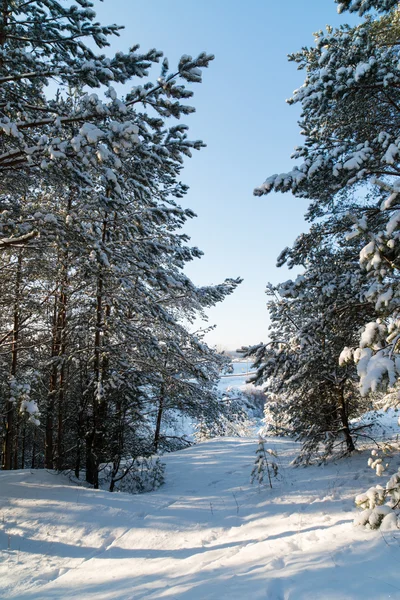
[94,1,358,349]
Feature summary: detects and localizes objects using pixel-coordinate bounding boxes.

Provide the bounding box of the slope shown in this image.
[0,434,400,600]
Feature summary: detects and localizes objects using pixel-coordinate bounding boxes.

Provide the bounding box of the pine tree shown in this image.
[254,3,400,400]
[250,437,278,488]
[243,235,373,463]
[0,1,243,486]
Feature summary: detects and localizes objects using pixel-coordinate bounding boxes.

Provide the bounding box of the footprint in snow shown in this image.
[270,557,285,570]
[201,530,218,546]
[286,540,301,552]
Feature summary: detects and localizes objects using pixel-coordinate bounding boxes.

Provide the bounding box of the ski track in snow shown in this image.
[1,435,400,600]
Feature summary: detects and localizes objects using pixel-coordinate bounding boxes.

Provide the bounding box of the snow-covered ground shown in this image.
[218,360,254,392]
[1,420,400,599]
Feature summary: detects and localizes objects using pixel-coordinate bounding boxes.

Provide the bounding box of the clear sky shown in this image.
[93,0,358,350]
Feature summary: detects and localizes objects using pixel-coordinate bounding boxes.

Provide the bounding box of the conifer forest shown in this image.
[1,2,400,599]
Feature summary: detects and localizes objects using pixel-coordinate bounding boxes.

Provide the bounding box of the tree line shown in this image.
[0,0,242,489]
[244,0,400,466]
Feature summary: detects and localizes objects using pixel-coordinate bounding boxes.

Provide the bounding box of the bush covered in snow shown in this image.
[100,457,165,494]
[354,447,400,530]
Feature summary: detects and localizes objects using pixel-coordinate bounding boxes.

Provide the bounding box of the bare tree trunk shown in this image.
[21,419,26,469]
[56,308,65,470]
[55,195,71,471]
[13,413,20,469]
[86,272,103,488]
[75,359,86,479]
[75,409,82,479]
[56,282,68,470]
[0,0,8,47]
[86,214,108,488]
[85,432,98,487]
[45,291,59,469]
[337,385,355,453]
[109,456,121,493]
[109,395,126,492]
[2,251,22,470]
[154,384,165,452]
[31,428,36,469]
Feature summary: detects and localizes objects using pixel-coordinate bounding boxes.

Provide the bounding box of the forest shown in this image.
[0,0,244,490]
[1,1,400,598]
[244,0,400,528]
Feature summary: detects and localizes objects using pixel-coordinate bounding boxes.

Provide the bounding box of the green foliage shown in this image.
[0,1,241,488]
[250,438,278,488]
[249,1,400,465]
[102,456,166,494]
[354,445,400,529]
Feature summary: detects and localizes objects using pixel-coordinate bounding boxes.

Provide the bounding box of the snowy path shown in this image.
[1,437,400,599]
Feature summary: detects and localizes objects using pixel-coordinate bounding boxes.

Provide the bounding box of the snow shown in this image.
[386,209,400,236]
[357,348,398,395]
[383,143,399,165]
[338,346,353,366]
[354,61,372,82]
[1,430,400,599]
[218,360,254,391]
[359,321,385,348]
[19,399,40,425]
[79,123,105,144]
[342,147,372,171]
[359,241,375,264]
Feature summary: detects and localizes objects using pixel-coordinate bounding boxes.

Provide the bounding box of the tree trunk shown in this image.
[86,213,109,488]
[2,251,22,470]
[85,430,98,487]
[55,284,67,471]
[0,0,8,47]
[13,413,20,469]
[154,385,165,452]
[337,385,355,453]
[21,419,26,469]
[75,366,86,479]
[31,428,36,469]
[55,194,71,471]
[45,291,59,469]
